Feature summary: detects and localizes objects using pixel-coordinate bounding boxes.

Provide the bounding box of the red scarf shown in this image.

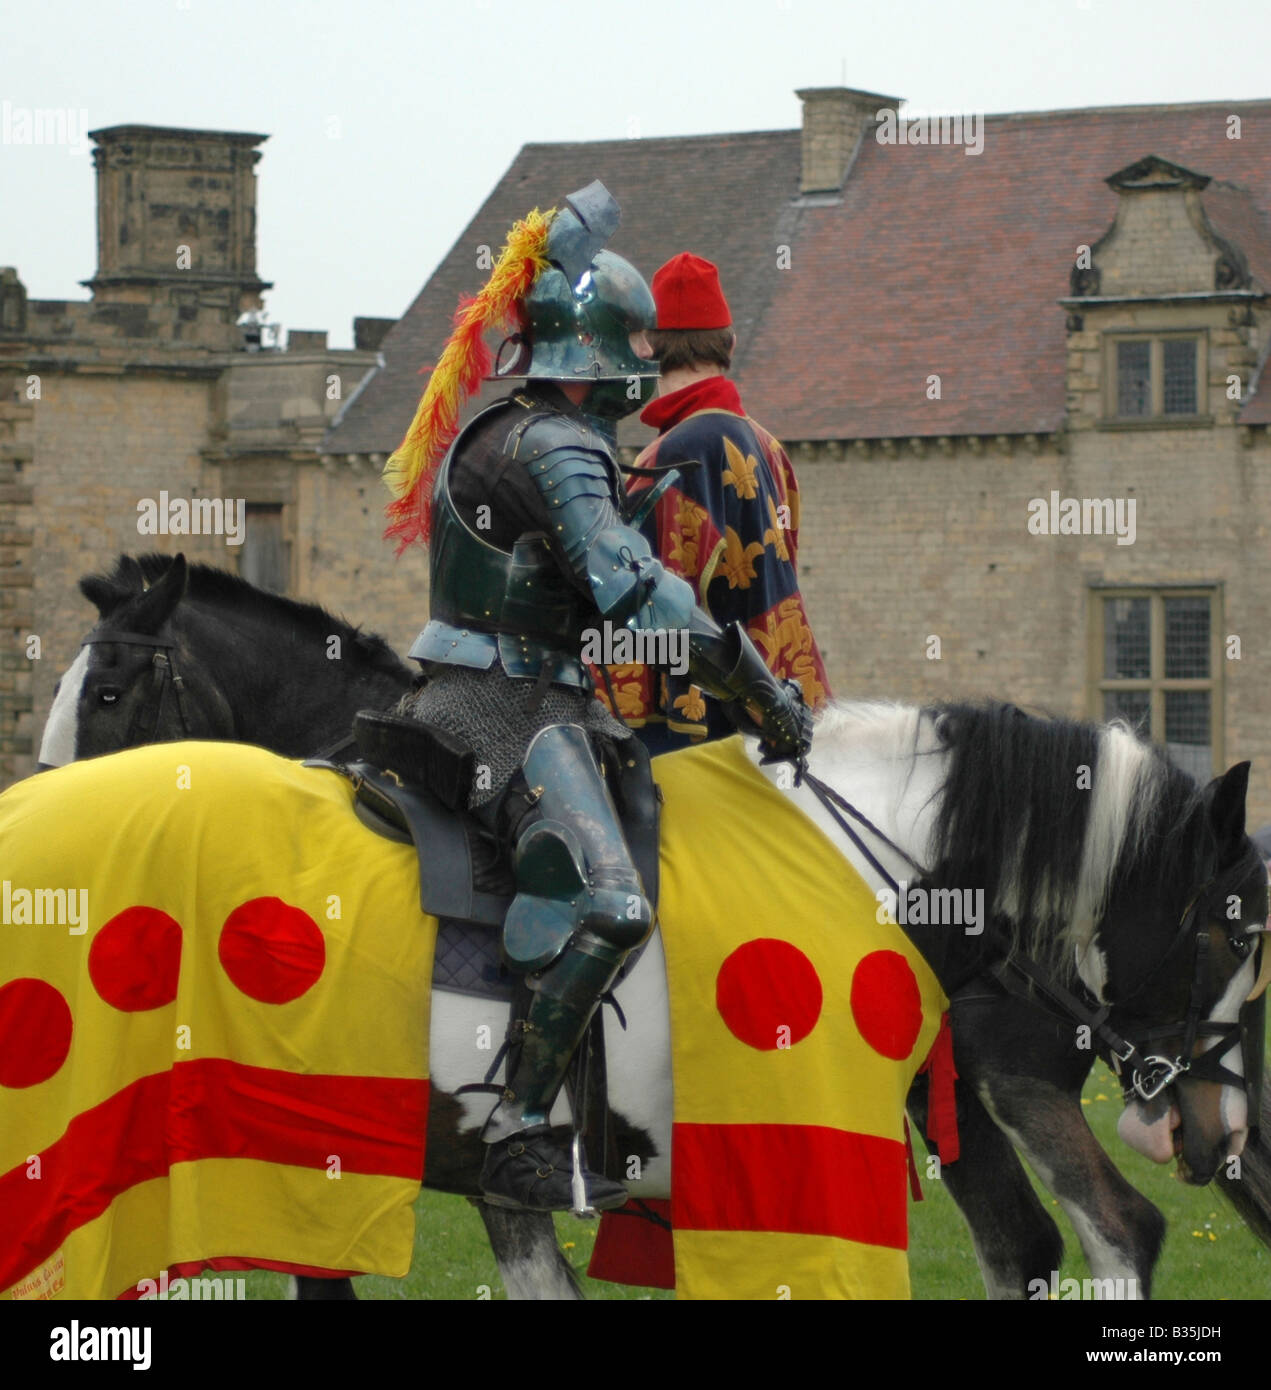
[640,376,744,433]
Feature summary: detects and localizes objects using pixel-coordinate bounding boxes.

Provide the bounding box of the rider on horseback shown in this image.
[382,182,812,1213]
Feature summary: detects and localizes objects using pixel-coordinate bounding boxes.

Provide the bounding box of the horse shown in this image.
[36,553,413,770]
[5,700,1265,1300]
[34,554,1271,1298]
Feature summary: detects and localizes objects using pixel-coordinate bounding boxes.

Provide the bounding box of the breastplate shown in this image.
[414,443,592,686]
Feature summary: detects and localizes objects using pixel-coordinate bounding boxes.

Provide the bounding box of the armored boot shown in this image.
[479,723,652,1212]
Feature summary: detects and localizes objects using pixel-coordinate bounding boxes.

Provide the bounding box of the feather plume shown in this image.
[383,207,554,551]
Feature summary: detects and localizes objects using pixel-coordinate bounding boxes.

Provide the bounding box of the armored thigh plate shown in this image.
[502,723,652,972]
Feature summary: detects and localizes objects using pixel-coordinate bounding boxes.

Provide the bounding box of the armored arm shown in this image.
[522,424,812,758]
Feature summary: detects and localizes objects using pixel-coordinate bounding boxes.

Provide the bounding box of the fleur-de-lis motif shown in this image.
[673,685,708,722]
[722,436,760,499]
[763,495,790,561]
[719,527,765,589]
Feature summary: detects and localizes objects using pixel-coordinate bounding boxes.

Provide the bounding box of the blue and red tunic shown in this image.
[599,376,831,747]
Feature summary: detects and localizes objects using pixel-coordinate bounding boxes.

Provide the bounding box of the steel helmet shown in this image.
[497,182,658,419]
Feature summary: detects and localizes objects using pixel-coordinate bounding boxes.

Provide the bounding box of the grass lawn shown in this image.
[241,1056,1270,1300]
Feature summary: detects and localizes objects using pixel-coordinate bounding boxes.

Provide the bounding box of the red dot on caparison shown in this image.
[0,978,73,1087]
[715,937,823,1051]
[218,897,325,1004]
[851,950,923,1060]
[89,906,183,1012]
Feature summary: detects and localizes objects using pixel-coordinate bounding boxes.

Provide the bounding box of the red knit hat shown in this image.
[650,252,732,330]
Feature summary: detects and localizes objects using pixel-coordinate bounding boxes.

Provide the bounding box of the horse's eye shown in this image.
[97,688,120,707]
[1230,934,1253,959]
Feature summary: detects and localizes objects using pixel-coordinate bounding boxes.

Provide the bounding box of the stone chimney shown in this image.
[0,269,27,335]
[354,316,395,352]
[796,86,900,195]
[84,124,273,315]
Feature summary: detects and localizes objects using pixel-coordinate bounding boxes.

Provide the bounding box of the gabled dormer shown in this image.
[1072,155,1253,298]
[1061,155,1271,432]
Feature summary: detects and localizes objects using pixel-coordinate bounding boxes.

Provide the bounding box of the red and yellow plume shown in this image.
[383,207,556,551]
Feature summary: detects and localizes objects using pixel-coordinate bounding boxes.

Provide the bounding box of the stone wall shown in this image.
[0,371,35,782]
[788,418,1271,826]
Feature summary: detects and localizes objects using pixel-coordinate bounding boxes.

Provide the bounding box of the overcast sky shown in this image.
[5,0,1271,347]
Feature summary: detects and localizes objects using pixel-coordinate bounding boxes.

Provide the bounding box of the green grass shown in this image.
[238,1197,672,1301]
[908,1059,1271,1300]
[240,1051,1269,1299]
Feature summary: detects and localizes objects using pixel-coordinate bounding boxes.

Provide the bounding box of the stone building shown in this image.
[0,124,400,784]
[325,88,1271,820]
[8,93,1271,822]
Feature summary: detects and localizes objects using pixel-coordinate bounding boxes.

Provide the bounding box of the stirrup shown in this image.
[480,1126,627,1214]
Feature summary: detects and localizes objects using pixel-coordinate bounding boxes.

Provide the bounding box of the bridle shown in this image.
[800,765,1264,1106]
[1004,868,1261,1104]
[80,630,201,746]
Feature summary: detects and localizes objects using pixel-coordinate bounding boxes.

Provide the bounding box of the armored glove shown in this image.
[755,678,814,763]
[684,620,814,763]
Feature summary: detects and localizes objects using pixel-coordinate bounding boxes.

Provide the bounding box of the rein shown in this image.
[81,630,200,745]
[798,763,1251,1106]
[800,768,922,896]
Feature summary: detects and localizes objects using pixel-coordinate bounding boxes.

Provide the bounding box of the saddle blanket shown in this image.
[0,743,433,1300]
[630,738,947,1299]
[0,737,947,1300]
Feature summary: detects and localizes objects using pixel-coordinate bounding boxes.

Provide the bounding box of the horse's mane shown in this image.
[814,698,1208,969]
[84,554,412,681]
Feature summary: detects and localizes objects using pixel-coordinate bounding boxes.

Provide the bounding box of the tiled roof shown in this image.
[324,99,1271,454]
[323,129,802,455]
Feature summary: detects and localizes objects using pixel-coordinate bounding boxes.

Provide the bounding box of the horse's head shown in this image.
[1105,760,1269,1185]
[38,553,235,767]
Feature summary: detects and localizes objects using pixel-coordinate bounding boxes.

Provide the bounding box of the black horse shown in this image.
[37,553,1271,1299]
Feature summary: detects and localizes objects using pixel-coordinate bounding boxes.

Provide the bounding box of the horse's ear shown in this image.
[80,575,120,616]
[126,553,188,633]
[80,554,143,617]
[1205,761,1250,864]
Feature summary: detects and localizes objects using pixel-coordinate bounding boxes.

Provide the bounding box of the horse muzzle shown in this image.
[1116,1091,1180,1164]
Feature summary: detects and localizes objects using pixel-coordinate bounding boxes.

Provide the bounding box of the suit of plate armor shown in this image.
[403,185,812,1211]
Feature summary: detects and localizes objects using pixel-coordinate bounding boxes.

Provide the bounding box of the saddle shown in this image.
[304,712,662,1002]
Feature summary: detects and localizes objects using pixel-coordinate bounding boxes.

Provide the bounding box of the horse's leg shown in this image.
[475,1201,583,1300]
[908,1071,1062,1299]
[952,990,1164,1297]
[975,1072,1165,1297]
[292,1276,357,1300]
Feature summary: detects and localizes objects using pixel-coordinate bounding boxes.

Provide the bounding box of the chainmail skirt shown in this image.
[400,664,630,808]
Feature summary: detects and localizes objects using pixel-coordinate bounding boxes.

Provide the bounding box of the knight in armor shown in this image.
[381,183,812,1213]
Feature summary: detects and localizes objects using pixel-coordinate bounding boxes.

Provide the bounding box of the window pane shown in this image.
[1104,689,1150,735]
[1163,339,1197,415]
[1164,689,1211,781]
[1116,340,1151,416]
[1103,597,1150,679]
[1164,597,1210,678]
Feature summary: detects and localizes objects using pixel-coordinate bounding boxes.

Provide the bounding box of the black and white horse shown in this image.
[36,554,1271,1298]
